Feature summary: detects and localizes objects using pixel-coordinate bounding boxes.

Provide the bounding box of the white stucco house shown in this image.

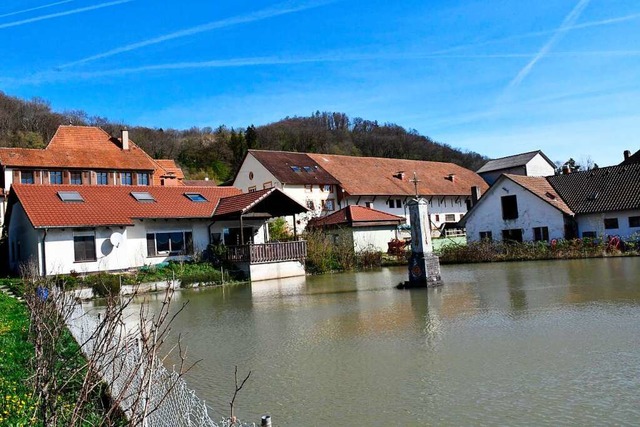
[462,164,640,243]
[461,174,573,243]
[307,205,406,252]
[233,150,488,234]
[476,150,556,185]
[5,185,308,281]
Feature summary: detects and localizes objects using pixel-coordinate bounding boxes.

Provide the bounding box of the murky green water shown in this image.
[127,257,640,426]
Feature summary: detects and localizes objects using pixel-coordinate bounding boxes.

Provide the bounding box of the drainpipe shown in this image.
[240,214,245,245]
[41,228,48,277]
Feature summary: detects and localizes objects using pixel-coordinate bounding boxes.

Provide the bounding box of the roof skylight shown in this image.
[131,191,155,202]
[290,166,301,172]
[303,166,313,173]
[185,193,207,202]
[58,191,84,202]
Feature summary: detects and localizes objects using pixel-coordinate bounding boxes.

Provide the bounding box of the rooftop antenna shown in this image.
[410,172,420,198]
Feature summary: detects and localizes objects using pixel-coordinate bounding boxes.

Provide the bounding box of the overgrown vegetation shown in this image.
[437,237,640,264]
[304,229,383,273]
[0,92,488,182]
[0,291,117,426]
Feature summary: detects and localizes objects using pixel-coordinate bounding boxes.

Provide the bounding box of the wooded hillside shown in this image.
[0,91,487,182]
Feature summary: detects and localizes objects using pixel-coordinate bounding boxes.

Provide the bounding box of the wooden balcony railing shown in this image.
[225,241,307,264]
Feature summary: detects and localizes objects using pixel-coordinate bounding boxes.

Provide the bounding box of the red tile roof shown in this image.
[213,188,308,219]
[308,205,405,228]
[10,184,241,228]
[249,150,340,185]
[155,159,185,179]
[0,126,158,171]
[307,153,488,196]
[506,174,573,215]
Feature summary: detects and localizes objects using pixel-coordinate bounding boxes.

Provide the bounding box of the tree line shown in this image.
[0,91,488,182]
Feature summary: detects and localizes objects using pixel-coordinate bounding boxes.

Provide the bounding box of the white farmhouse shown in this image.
[463,164,640,243]
[233,150,488,234]
[476,150,556,185]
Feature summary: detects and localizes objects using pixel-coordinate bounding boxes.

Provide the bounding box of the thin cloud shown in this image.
[434,8,638,56]
[0,0,131,30]
[505,0,591,91]
[58,0,339,69]
[0,0,74,19]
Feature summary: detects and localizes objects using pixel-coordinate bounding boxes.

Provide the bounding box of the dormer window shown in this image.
[120,172,132,186]
[137,173,150,186]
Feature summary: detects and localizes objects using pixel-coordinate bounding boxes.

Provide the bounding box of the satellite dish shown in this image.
[110,232,123,248]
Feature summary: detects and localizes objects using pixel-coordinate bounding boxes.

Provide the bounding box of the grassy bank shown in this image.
[437,238,639,264]
[0,294,38,425]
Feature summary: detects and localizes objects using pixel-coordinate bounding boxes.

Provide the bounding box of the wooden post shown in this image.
[261,415,272,426]
[292,214,297,239]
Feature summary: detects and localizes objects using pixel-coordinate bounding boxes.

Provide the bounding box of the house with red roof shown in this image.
[233,149,488,234]
[307,205,406,252]
[5,185,308,279]
[0,125,184,225]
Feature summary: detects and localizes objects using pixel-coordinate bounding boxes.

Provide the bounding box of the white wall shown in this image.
[576,209,640,239]
[342,195,468,230]
[525,153,555,177]
[353,227,399,252]
[233,153,280,192]
[7,203,41,271]
[465,178,566,243]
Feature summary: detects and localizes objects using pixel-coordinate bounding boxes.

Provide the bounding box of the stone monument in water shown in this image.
[397,174,443,289]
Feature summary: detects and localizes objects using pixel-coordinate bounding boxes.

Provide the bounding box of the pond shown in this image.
[122,257,640,426]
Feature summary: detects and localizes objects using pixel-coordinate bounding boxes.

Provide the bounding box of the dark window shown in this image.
[533,226,549,242]
[365,202,373,208]
[479,231,492,241]
[306,200,315,210]
[96,172,108,185]
[146,231,193,256]
[445,214,456,222]
[21,171,35,184]
[324,199,335,211]
[502,229,523,242]
[137,173,149,186]
[501,195,518,220]
[582,231,597,238]
[49,171,62,184]
[629,216,640,228]
[248,186,256,193]
[70,172,82,185]
[604,218,619,229]
[388,199,395,209]
[435,214,440,222]
[74,235,96,262]
[322,184,332,192]
[120,172,132,185]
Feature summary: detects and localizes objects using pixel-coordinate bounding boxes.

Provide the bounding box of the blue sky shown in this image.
[2,0,639,166]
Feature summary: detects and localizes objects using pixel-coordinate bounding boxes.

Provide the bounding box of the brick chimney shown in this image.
[624,150,631,161]
[121,128,129,150]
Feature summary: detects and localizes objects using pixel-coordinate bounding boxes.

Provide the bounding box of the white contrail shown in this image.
[0,0,74,19]
[57,0,338,69]
[0,0,131,30]
[506,0,592,90]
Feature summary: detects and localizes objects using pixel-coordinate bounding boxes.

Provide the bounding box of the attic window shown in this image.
[303,166,313,173]
[290,166,301,172]
[131,192,155,202]
[587,192,599,201]
[185,193,207,202]
[58,191,84,202]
